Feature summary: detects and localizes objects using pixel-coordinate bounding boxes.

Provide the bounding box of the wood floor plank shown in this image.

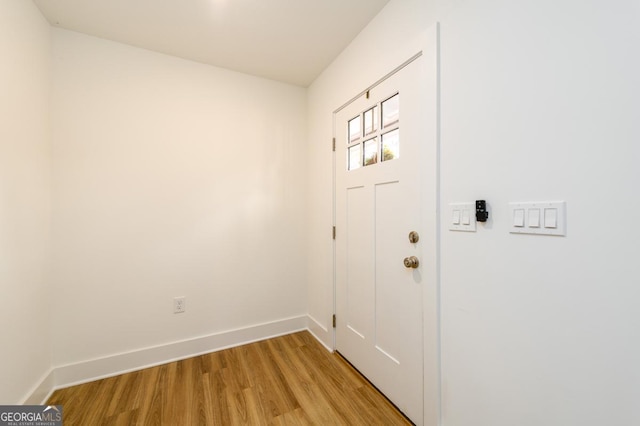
[137,365,164,425]
[266,337,346,424]
[106,369,142,417]
[103,409,140,426]
[199,372,214,425]
[253,340,301,416]
[48,331,412,425]
[209,370,232,425]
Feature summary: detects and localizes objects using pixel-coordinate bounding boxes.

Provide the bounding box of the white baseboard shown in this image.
[307,314,334,352]
[21,368,55,405]
[28,315,308,403]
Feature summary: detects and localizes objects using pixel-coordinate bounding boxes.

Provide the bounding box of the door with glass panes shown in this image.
[334,53,432,425]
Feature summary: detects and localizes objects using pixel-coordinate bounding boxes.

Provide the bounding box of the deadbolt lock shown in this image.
[403,256,420,269]
[408,231,419,243]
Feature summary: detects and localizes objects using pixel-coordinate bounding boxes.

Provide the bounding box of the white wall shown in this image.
[0,0,52,404]
[50,29,308,367]
[438,1,640,425]
[308,0,640,425]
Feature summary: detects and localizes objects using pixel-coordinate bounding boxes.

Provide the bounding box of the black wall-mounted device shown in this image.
[476,200,489,222]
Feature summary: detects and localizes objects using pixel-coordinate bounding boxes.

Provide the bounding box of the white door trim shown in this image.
[332,51,423,116]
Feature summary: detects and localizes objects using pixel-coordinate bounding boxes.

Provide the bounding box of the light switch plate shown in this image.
[448,202,476,232]
[509,201,566,236]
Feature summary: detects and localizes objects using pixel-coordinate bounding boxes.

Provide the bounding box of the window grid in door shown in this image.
[346,93,399,171]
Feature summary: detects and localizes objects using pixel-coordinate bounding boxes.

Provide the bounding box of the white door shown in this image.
[334,50,436,425]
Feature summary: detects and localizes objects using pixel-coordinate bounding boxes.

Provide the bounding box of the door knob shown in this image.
[403,256,420,269]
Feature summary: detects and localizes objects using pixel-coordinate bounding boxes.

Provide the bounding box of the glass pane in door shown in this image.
[364,138,378,166]
[382,94,399,128]
[348,144,362,170]
[349,116,362,143]
[382,129,399,161]
[364,106,378,136]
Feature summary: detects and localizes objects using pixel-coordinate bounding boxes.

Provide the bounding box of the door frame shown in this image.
[330,24,441,426]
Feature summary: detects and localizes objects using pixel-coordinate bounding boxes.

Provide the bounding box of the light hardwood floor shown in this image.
[48,331,412,425]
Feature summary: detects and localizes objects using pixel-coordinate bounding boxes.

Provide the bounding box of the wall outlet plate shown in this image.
[173,296,186,313]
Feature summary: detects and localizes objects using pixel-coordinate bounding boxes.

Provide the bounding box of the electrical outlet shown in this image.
[173,296,186,314]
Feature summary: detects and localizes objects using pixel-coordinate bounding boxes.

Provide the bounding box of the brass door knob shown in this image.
[403,256,420,269]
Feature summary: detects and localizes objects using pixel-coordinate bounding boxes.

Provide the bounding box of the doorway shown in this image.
[332,28,439,425]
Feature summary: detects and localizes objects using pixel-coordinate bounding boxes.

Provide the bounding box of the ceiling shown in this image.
[33,0,391,87]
